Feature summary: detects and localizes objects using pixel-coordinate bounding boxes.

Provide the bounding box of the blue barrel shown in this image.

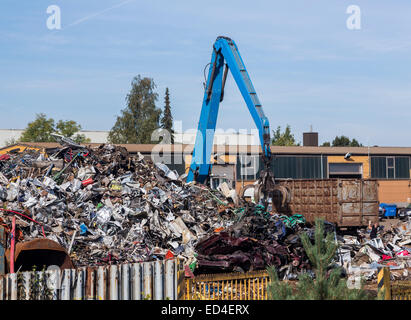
[379,203,397,218]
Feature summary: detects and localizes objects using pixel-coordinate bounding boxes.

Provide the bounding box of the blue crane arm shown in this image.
[187,36,271,183]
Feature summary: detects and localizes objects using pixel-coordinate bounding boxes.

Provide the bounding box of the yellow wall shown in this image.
[327,155,370,179]
[378,180,411,204]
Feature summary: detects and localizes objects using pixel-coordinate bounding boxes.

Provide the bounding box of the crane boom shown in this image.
[187,36,272,185]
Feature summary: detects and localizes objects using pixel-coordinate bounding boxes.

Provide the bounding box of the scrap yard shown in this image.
[0,141,411,300]
[2,2,411,305]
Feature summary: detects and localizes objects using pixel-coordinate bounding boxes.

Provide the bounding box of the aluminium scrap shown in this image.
[0,144,236,268]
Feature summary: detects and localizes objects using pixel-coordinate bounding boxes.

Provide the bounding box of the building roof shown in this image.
[270,146,411,156]
[1,142,411,156]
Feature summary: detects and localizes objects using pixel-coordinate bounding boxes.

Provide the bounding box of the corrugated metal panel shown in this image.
[0,226,5,275]
[0,259,181,300]
[275,179,379,227]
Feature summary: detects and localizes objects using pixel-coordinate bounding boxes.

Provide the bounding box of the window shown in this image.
[395,157,410,179]
[236,155,260,181]
[371,157,386,178]
[236,155,327,180]
[371,156,410,179]
[386,157,395,178]
[329,163,362,176]
[271,156,326,179]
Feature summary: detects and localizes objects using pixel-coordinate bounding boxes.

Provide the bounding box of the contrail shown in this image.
[65,0,136,28]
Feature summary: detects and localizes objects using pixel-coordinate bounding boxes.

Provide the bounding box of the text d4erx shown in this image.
[161,304,250,317]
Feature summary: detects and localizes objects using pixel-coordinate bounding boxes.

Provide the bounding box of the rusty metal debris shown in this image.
[0,144,235,269]
[5,238,74,272]
[338,220,411,281]
[194,204,312,278]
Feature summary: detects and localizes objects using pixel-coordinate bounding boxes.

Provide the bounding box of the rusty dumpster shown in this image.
[273,179,379,227]
[5,239,74,272]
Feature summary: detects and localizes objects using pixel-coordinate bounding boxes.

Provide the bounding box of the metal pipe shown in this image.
[53,153,79,181]
[68,230,77,254]
[10,216,15,273]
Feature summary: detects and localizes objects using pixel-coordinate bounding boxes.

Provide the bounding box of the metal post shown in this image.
[10,217,16,274]
[378,267,391,300]
[177,260,185,300]
[0,226,5,275]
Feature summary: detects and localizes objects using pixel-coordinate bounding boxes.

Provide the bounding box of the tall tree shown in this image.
[271,125,300,146]
[160,87,174,143]
[108,75,162,144]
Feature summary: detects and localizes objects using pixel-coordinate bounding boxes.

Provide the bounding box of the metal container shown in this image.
[274,179,379,227]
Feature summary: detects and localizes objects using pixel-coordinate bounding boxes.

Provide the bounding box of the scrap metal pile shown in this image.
[194,209,314,277]
[0,143,315,277]
[2,142,410,281]
[338,221,411,281]
[0,144,236,267]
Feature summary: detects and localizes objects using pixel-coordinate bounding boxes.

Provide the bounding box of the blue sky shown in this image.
[1,1,411,146]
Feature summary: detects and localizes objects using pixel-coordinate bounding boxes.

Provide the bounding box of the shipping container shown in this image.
[274,179,379,227]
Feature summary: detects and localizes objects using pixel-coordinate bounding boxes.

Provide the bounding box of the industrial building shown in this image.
[1,133,410,207]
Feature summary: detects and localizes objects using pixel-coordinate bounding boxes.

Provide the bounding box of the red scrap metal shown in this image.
[0,154,10,161]
[0,208,45,238]
[82,178,94,187]
[165,250,174,260]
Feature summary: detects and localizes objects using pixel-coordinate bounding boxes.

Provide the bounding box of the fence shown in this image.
[0,259,185,300]
[390,281,411,300]
[378,267,411,300]
[185,267,411,301]
[3,262,411,300]
[184,270,269,300]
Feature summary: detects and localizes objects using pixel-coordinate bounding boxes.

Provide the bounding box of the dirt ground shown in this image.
[379,217,404,229]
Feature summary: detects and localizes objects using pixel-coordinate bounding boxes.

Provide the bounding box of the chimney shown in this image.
[303,127,318,147]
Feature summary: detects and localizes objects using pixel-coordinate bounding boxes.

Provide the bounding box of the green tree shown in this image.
[20,113,90,143]
[20,113,55,142]
[331,136,363,147]
[267,219,372,300]
[55,120,90,143]
[160,87,174,144]
[332,135,351,146]
[350,138,362,147]
[271,125,300,146]
[56,120,81,138]
[321,141,331,147]
[108,75,162,144]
